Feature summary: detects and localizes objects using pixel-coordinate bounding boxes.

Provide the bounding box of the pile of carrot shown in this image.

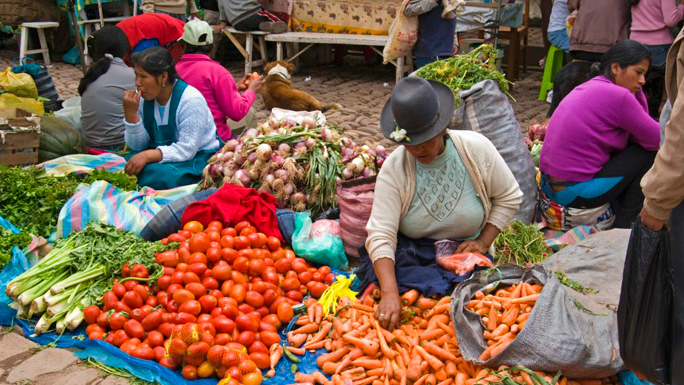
[285,289,617,385]
[465,280,542,361]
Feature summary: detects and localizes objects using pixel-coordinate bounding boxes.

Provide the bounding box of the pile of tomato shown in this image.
[82,220,335,384]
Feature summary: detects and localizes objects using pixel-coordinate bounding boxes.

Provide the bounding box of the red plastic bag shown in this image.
[435,239,493,275]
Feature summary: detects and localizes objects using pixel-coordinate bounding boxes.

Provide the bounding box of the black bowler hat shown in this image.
[380,77,455,146]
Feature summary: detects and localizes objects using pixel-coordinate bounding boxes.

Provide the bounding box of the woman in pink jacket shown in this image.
[631,0,684,117]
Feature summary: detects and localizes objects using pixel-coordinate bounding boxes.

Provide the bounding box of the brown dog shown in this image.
[260,61,338,112]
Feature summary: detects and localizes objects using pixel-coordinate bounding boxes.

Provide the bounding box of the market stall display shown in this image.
[290,0,402,35]
[199,118,389,214]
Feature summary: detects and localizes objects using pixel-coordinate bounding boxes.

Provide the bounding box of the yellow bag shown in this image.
[0,67,39,99]
[0,93,44,116]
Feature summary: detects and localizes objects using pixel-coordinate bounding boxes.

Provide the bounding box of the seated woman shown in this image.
[363,77,523,330]
[539,40,660,229]
[122,46,220,190]
[79,26,135,153]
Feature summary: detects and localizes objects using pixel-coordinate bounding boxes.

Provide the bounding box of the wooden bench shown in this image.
[264,32,412,82]
[222,27,270,76]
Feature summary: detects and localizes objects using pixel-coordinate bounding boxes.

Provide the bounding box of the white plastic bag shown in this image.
[383,0,418,63]
[54,96,82,132]
[269,107,326,126]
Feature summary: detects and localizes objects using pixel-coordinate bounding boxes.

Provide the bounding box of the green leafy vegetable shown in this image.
[416,44,513,104]
[573,299,608,316]
[555,271,598,294]
[495,220,551,266]
[0,228,32,269]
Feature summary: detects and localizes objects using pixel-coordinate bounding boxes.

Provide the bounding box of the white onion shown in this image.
[376,145,386,154]
[264,174,275,186]
[351,157,365,173]
[342,168,354,180]
[305,138,316,149]
[244,128,259,138]
[268,117,280,130]
[215,152,224,160]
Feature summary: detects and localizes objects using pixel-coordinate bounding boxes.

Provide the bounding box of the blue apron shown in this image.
[125,80,217,190]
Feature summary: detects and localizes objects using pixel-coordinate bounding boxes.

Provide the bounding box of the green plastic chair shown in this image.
[538,45,565,101]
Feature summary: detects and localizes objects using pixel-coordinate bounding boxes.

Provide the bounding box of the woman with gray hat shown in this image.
[363,77,523,330]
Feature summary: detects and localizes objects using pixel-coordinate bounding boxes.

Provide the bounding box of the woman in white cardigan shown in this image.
[364,77,523,330]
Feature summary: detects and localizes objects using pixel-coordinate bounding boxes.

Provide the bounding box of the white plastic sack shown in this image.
[269,107,326,126]
[383,0,418,63]
[54,96,82,132]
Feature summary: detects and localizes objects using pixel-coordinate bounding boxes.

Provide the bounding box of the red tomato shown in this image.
[247,233,262,249]
[234,236,251,250]
[261,289,277,307]
[132,345,155,361]
[157,275,172,290]
[309,282,328,298]
[120,338,141,355]
[298,271,313,285]
[156,250,180,267]
[146,296,158,307]
[185,282,206,298]
[184,221,204,233]
[212,264,231,281]
[157,291,169,307]
[172,289,195,304]
[147,330,164,347]
[157,323,175,338]
[83,306,100,325]
[112,329,130,347]
[274,259,291,274]
[238,248,255,260]
[249,259,264,276]
[166,300,179,313]
[266,237,281,252]
[170,312,197,324]
[291,261,308,274]
[103,290,118,310]
[183,272,201,285]
[241,370,263,385]
[221,248,239,263]
[236,331,256,347]
[189,233,211,253]
[123,280,139,291]
[248,340,268,355]
[202,277,219,291]
[325,273,335,285]
[86,324,106,336]
[130,307,149,323]
[249,352,270,370]
[88,331,105,340]
[259,330,281,348]
[130,264,149,279]
[235,314,259,333]
[178,300,202,316]
[238,303,256,315]
[231,271,249,284]
[220,235,235,249]
[282,278,300,292]
[221,227,237,237]
[251,281,268,294]
[230,284,246,303]
[234,221,251,234]
[199,295,218,313]
[188,252,208,265]
[221,304,240,320]
[124,319,146,339]
[187,263,208,277]
[214,333,231,345]
[171,271,185,285]
[258,321,277,333]
[240,227,256,237]
[233,257,249,273]
[109,312,129,330]
[111,283,126,299]
[133,285,150,302]
[221,280,235,297]
[206,248,221,263]
[141,310,163,331]
[182,365,198,380]
[262,271,280,286]
[285,290,303,302]
[245,291,264,308]
[212,315,236,334]
[167,283,182,298]
[168,233,186,243]
[198,314,213,324]
[154,346,166,361]
[312,271,323,282]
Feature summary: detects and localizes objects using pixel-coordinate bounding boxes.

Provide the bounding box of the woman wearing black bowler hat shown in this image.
[362,77,523,330]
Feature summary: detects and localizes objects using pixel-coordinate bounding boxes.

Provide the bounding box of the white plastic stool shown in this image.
[19,22,60,66]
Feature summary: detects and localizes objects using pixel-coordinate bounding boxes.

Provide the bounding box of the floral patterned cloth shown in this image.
[290,0,403,35]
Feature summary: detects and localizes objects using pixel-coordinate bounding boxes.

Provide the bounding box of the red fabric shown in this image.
[116,13,185,49]
[87,148,112,155]
[181,184,284,243]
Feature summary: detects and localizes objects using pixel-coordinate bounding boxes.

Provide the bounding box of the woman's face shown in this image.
[134,65,167,101]
[404,131,446,165]
[612,59,649,94]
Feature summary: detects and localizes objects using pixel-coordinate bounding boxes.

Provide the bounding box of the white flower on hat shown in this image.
[390,125,410,143]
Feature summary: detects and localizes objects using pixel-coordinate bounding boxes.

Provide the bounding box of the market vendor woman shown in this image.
[363,77,523,330]
[123,46,220,190]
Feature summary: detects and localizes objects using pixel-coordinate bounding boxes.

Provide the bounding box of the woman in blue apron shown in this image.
[122,46,220,190]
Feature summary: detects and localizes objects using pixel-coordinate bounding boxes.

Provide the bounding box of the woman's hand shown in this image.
[237,74,250,92]
[373,258,401,330]
[640,207,666,231]
[248,75,264,93]
[456,239,488,254]
[376,290,401,331]
[213,22,227,34]
[123,90,141,124]
[124,150,161,176]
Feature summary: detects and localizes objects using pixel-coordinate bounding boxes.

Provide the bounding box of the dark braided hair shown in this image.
[78,26,130,95]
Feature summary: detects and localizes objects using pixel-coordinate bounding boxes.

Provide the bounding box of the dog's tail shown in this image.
[321,103,341,113]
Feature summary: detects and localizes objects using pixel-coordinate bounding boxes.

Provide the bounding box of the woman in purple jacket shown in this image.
[539,40,661,228]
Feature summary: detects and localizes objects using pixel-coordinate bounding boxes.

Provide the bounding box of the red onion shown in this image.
[209,164,221,178]
[321,128,332,141]
[284,183,295,195]
[233,169,251,186]
[362,167,374,178]
[342,168,354,180]
[244,128,259,139]
[376,156,385,169]
[214,152,224,160]
[294,142,306,150]
[224,139,240,152]
[235,152,246,165]
[375,145,386,154]
[291,192,307,204]
[274,169,289,181]
[278,143,291,154]
[305,138,316,149]
[247,152,257,163]
[271,153,285,167]
[256,143,273,161]
[268,117,280,130]
[301,118,316,129]
[282,119,296,128]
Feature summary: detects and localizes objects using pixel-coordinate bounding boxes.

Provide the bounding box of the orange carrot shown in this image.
[511,294,540,304]
[414,374,430,385]
[419,328,445,341]
[354,376,379,385]
[322,362,342,375]
[437,379,453,385]
[352,302,375,312]
[352,358,383,370]
[501,305,519,327]
[491,324,509,338]
[516,313,530,323]
[306,340,328,351]
[416,298,437,311]
[489,340,511,357]
[445,361,458,377]
[305,322,333,348]
[367,368,385,377]
[363,295,376,307]
[423,342,459,362]
[435,368,447,382]
[336,347,364,374]
[296,315,310,326]
[406,352,422,381]
[343,335,380,356]
[287,346,306,355]
[424,304,450,318]
[379,327,395,343]
[521,371,534,385]
[316,346,349,367]
[289,333,308,347]
[295,373,317,383]
[401,289,420,306]
[414,345,444,370]
[435,321,456,337]
[427,314,450,330]
[373,320,396,359]
[455,373,468,385]
[487,305,498,331]
[293,323,320,335]
[425,374,437,385]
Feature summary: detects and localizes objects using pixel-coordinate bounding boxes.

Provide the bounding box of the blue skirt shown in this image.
[125,148,215,190]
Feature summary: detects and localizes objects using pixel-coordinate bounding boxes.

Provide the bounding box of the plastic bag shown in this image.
[434,239,493,275]
[382,0,418,63]
[0,93,44,115]
[0,67,38,99]
[12,58,59,101]
[292,212,348,269]
[54,96,82,131]
[617,220,672,384]
[337,176,376,261]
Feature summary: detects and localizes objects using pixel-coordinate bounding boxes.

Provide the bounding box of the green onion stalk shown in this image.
[6,222,168,335]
